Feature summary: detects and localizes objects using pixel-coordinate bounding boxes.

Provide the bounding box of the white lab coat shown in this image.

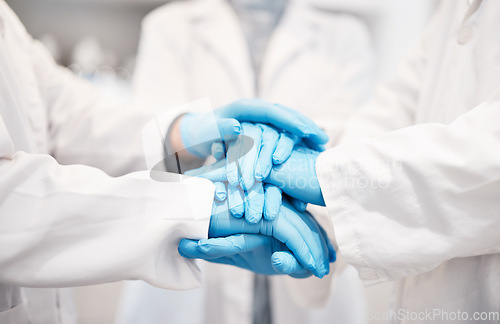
[317,0,500,322]
[118,1,374,324]
[0,2,215,323]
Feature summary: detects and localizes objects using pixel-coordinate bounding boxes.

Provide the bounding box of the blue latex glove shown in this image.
[266,146,325,206]
[242,182,282,223]
[206,126,269,220]
[225,123,285,221]
[254,124,280,181]
[190,123,282,221]
[186,163,293,222]
[179,234,313,278]
[180,113,241,159]
[208,198,333,278]
[224,123,299,189]
[244,181,264,223]
[290,197,308,212]
[210,142,228,203]
[214,182,227,202]
[180,99,329,159]
[226,123,262,190]
[186,158,309,219]
[215,99,329,146]
[273,132,299,164]
[211,141,226,161]
[227,183,245,218]
[263,184,282,221]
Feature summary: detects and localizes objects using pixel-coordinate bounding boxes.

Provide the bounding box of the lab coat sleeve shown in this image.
[0,112,215,289]
[316,86,500,284]
[29,38,162,176]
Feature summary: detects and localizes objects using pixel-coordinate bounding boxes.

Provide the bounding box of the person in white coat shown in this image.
[190,0,500,322]
[0,1,333,323]
[118,1,374,324]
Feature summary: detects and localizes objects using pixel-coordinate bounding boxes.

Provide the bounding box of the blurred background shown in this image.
[7,0,437,323]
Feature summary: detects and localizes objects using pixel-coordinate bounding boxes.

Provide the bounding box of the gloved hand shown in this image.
[241,182,282,223]
[225,122,262,190]
[266,146,325,206]
[215,99,329,147]
[180,112,241,159]
[179,234,313,278]
[179,99,329,159]
[210,180,282,223]
[204,130,282,221]
[208,198,334,278]
[223,123,293,222]
[186,164,304,222]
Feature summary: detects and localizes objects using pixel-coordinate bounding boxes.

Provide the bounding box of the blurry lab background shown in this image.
[7,0,437,323]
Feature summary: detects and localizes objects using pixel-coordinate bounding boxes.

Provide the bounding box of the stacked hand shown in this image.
[176,99,333,278]
[179,199,335,278]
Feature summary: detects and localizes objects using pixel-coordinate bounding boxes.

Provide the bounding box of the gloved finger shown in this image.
[245,181,264,224]
[279,203,328,278]
[318,224,336,263]
[273,102,330,146]
[209,199,261,239]
[178,239,203,259]
[239,123,262,190]
[285,207,330,278]
[211,142,226,160]
[228,183,245,218]
[196,234,267,257]
[214,182,227,202]
[255,124,279,181]
[217,99,329,145]
[290,198,308,212]
[179,238,248,269]
[217,118,242,142]
[263,184,281,221]
[271,251,311,278]
[268,218,317,275]
[273,132,299,165]
[225,138,242,186]
[179,242,250,271]
[184,160,227,181]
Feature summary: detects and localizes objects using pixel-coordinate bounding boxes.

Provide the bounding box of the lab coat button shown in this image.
[458,26,473,44]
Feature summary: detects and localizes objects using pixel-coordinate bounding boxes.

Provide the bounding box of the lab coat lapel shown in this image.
[259,1,314,98]
[192,0,254,98]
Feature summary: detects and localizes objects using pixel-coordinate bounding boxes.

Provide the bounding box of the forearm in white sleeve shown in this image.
[316,87,500,284]
[0,117,214,289]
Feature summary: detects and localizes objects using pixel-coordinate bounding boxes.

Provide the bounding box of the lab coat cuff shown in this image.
[316,146,386,285]
[128,172,214,290]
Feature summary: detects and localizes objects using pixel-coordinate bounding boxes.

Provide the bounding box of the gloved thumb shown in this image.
[217,118,242,141]
[271,251,311,278]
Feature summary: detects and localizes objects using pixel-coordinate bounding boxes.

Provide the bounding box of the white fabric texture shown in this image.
[0,1,214,323]
[318,0,500,322]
